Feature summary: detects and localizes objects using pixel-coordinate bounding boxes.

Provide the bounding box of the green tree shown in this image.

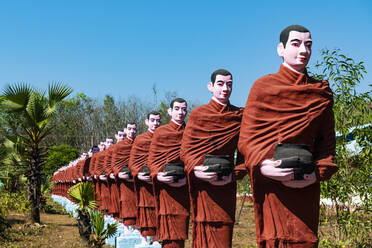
[44,144,79,176]
[309,48,372,246]
[158,101,171,124]
[2,83,72,223]
[0,136,27,192]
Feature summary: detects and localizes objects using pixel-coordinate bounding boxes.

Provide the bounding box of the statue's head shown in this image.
[168,98,187,124]
[277,25,312,73]
[126,122,137,140]
[105,138,114,148]
[98,142,106,151]
[145,111,161,133]
[115,130,126,142]
[207,69,233,104]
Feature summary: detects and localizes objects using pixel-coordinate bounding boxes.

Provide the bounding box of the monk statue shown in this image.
[148,98,190,248]
[238,24,338,247]
[87,145,99,182]
[103,131,126,218]
[94,141,107,210]
[112,123,138,228]
[129,112,161,240]
[180,69,247,248]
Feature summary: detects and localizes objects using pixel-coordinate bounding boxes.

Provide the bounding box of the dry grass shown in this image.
[1,211,86,248]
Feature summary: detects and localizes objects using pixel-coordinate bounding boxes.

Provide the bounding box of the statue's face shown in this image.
[115,131,126,142]
[105,139,114,148]
[98,142,106,151]
[126,124,137,140]
[81,153,88,159]
[145,114,161,133]
[168,101,187,124]
[278,31,312,72]
[207,74,232,104]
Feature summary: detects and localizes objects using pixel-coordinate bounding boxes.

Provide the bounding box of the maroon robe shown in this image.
[111,138,136,224]
[238,65,338,247]
[94,150,108,211]
[148,121,190,246]
[103,145,119,215]
[128,130,156,236]
[180,99,246,248]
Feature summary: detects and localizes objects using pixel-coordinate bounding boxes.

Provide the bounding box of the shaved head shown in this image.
[280,25,310,48]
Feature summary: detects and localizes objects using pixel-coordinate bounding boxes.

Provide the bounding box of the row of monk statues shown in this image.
[52,25,338,248]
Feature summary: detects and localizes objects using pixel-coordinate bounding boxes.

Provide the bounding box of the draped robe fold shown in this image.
[83,157,91,179]
[103,145,119,215]
[89,154,100,204]
[180,99,246,248]
[128,131,156,236]
[238,65,338,247]
[111,138,136,224]
[148,121,190,246]
[94,150,108,211]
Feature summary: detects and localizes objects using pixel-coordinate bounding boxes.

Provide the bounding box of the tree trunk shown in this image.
[77,210,92,244]
[28,147,42,223]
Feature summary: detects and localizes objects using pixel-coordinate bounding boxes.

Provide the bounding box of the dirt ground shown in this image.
[1,200,257,248]
[1,211,85,248]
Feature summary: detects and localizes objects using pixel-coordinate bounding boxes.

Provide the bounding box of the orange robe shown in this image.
[111,138,136,224]
[83,157,91,180]
[128,130,156,236]
[89,154,101,203]
[94,150,108,211]
[74,160,84,183]
[103,145,119,215]
[238,65,338,247]
[180,99,246,248]
[148,121,189,247]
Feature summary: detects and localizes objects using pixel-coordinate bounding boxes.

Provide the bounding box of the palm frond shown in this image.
[26,93,48,127]
[88,209,105,237]
[2,83,33,112]
[48,82,73,108]
[68,182,98,212]
[105,222,118,239]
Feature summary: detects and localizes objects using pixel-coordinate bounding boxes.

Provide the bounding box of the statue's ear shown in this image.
[167,108,172,116]
[145,118,149,127]
[277,42,284,58]
[207,82,213,93]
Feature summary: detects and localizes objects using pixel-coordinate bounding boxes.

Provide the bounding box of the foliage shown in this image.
[0,190,30,231]
[88,209,118,248]
[44,144,79,176]
[309,48,372,246]
[68,182,98,244]
[159,101,171,124]
[1,82,73,223]
[44,89,199,153]
[0,136,27,193]
[68,182,98,213]
[47,93,151,152]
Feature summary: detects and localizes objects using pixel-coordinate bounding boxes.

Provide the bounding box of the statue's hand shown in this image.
[260,159,293,181]
[138,172,152,184]
[194,165,218,183]
[282,171,316,188]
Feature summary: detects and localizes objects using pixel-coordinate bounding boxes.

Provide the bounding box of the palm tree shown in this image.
[2,83,72,223]
[68,181,98,244]
[88,209,118,248]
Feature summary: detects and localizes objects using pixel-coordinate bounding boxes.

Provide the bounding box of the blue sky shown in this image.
[0,0,371,107]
